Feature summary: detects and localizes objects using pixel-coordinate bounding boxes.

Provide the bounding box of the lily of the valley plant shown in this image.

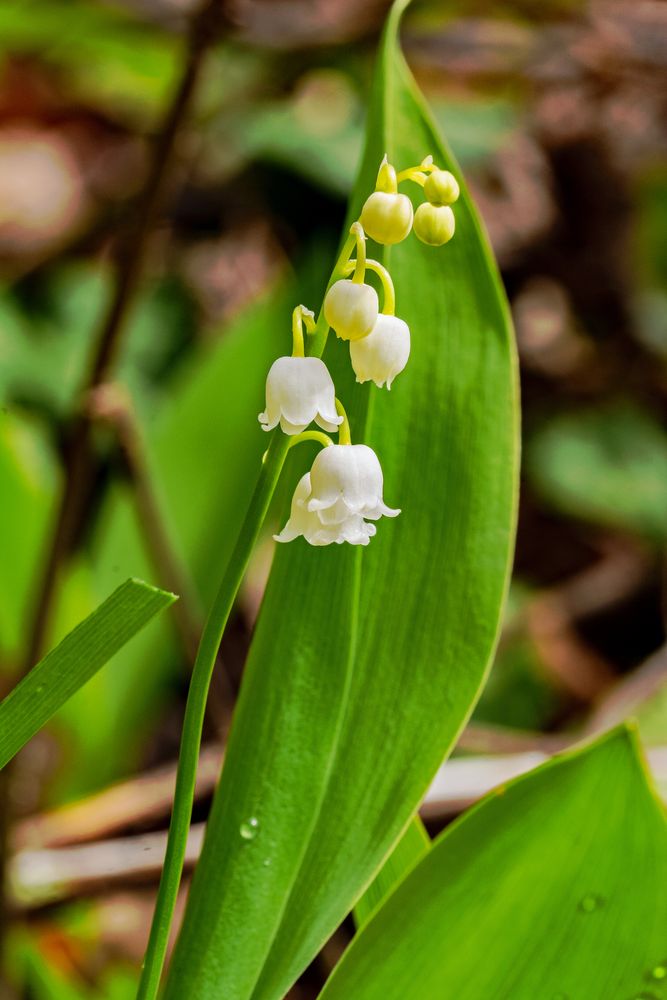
[261,154,460,547]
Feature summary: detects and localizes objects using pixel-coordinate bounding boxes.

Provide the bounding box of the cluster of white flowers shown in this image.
[259,154,460,547]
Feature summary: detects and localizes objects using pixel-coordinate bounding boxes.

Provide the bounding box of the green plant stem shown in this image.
[137,221,359,1000]
[136,432,290,1000]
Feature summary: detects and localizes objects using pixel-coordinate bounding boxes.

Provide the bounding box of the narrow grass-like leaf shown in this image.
[318,728,667,1000]
[353,816,430,929]
[0,578,175,769]
[164,0,519,995]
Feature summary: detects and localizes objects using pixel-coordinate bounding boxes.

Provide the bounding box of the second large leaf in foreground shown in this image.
[319,728,667,1000]
[163,0,519,997]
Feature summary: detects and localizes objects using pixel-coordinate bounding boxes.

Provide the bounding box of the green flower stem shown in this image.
[350,222,367,285]
[136,221,358,1000]
[136,431,289,1000]
[335,399,352,446]
[343,258,395,316]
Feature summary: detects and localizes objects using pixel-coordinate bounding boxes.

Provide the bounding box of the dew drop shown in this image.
[239,817,259,841]
[35,684,44,695]
[262,858,272,868]
[578,893,605,913]
[648,964,667,982]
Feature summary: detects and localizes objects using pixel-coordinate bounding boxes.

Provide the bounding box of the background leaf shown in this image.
[0,578,175,769]
[164,0,519,996]
[317,728,667,1000]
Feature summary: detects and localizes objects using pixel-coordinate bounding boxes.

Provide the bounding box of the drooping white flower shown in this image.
[274,473,377,547]
[324,279,379,342]
[258,356,342,435]
[349,314,410,389]
[306,444,400,524]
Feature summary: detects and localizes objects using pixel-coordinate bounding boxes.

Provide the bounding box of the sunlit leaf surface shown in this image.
[319,729,667,1000]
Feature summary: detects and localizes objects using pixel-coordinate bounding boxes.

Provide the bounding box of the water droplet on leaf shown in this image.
[239,817,259,841]
[648,964,667,982]
[578,893,605,913]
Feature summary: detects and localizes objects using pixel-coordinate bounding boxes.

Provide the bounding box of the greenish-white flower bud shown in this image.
[423,169,460,205]
[324,279,379,341]
[360,191,413,245]
[413,203,455,247]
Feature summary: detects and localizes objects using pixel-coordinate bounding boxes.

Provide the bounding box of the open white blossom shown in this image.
[274,473,377,546]
[306,444,400,524]
[258,356,342,435]
[349,314,410,389]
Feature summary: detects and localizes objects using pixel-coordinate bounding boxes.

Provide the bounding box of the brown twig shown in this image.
[9,744,667,908]
[13,745,223,852]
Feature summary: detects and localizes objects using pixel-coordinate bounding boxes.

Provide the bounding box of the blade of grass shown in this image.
[0,578,176,770]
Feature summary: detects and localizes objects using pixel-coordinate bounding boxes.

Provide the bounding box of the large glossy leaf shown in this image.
[0,578,175,770]
[318,727,667,1000]
[164,0,519,996]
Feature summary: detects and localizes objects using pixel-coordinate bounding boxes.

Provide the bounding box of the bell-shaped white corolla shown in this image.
[306,444,400,524]
[258,356,342,435]
[349,314,410,389]
[274,473,377,547]
[323,279,379,342]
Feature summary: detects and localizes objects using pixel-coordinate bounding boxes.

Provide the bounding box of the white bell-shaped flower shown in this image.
[306,444,400,524]
[274,473,377,547]
[324,279,379,342]
[258,356,342,435]
[349,314,410,389]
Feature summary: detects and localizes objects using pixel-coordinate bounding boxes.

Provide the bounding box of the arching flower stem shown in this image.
[396,156,436,188]
[350,221,367,285]
[343,258,395,316]
[288,430,334,450]
[291,305,316,357]
[335,398,352,445]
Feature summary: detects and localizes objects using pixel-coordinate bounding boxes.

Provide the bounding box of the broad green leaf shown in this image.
[527,402,667,543]
[318,727,667,1000]
[353,816,430,929]
[164,0,518,996]
[0,578,175,770]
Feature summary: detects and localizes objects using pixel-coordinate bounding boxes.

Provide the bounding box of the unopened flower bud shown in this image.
[423,169,460,206]
[413,203,455,247]
[360,191,413,245]
[324,279,379,341]
[350,314,410,389]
